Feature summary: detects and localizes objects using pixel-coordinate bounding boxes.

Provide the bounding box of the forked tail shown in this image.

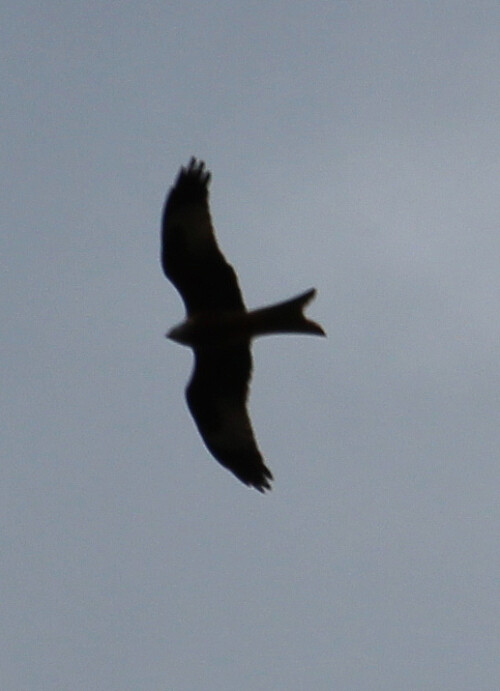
[249,288,326,337]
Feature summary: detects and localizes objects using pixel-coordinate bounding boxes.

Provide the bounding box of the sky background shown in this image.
[2,2,499,689]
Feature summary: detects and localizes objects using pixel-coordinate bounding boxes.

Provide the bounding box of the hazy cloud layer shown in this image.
[2,2,499,689]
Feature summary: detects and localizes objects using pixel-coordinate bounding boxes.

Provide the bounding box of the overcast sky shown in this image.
[2,2,499,689]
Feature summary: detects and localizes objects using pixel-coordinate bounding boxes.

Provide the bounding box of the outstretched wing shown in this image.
[186,344,273,492]
[162,158,245,316]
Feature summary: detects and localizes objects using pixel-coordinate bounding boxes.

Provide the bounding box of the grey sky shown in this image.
[2,2,499,689]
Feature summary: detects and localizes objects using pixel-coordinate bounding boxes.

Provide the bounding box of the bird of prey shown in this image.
[161,158,325,492]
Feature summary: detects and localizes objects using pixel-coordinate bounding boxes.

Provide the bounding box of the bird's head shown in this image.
[166,320,195,346]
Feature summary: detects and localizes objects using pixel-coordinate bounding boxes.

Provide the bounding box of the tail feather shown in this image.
[249,288,326,337]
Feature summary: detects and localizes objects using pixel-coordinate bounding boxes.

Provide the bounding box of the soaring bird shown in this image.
[162,158,325,492]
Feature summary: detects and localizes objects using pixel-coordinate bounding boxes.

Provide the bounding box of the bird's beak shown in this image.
[166,324,184,344]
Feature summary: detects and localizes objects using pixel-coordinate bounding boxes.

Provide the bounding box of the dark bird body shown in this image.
[162,158,325,492]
